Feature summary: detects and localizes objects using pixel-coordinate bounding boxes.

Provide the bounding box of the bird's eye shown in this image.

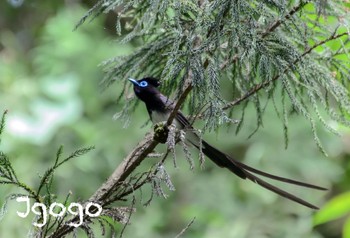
[139,81,148,87]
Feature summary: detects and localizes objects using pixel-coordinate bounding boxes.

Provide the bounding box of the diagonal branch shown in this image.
[261,1,309,38]
[219,1,308,71]
[48,80,194,238]
[222,32,349,110]
[166,83,193,127]
[48,134,158,238]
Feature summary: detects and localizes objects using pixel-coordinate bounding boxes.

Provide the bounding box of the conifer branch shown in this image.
[218,1,308,73]
[261,1,309,38]
[223,32,349,110]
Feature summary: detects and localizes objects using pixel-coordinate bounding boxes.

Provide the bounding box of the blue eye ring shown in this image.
[139,81,148,87]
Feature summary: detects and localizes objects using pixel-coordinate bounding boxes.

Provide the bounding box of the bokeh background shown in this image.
[0,1,349,237]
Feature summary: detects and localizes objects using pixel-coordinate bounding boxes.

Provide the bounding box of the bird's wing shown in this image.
[158,93,193,128]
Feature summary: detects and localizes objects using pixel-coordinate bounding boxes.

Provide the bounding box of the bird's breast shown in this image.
[150,110,170,124]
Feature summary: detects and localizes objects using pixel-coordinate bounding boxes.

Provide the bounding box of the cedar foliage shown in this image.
[80,0,350,153]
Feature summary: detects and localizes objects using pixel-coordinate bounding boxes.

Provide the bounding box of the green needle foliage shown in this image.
[79,0,350,153]
[0,110,95,237]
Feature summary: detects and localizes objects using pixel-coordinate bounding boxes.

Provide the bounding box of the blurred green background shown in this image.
[0,1,349,237]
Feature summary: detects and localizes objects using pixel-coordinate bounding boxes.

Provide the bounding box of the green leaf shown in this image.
[314,192,350,225]
[344,216,350,238]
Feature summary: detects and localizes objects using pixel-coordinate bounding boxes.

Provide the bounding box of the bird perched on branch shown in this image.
[128,77,326,209]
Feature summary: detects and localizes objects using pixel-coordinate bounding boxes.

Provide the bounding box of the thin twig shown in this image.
[119,196,136,238]
[174,217,196,238]
[116,149,171,199]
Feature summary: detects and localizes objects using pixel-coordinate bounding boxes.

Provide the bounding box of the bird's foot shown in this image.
[153,122,169,144]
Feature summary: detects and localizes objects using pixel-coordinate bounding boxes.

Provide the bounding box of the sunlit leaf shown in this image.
[314,192,350,225]
[344,216,350,238]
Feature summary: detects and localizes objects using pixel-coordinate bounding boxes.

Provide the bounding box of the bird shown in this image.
[128,77,326,209]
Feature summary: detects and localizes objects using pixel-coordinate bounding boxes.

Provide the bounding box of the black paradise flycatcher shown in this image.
[128,77,326,209]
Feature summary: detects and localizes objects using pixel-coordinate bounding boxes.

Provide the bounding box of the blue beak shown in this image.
[128,78,139,86]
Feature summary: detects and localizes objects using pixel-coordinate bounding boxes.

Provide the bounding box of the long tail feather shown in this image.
[232,159,327,190]
[244,171,320,209]
[194,140,325,209]
[200,140,247,179]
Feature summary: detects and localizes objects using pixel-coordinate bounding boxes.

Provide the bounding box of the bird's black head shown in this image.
[128,77,161,103]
